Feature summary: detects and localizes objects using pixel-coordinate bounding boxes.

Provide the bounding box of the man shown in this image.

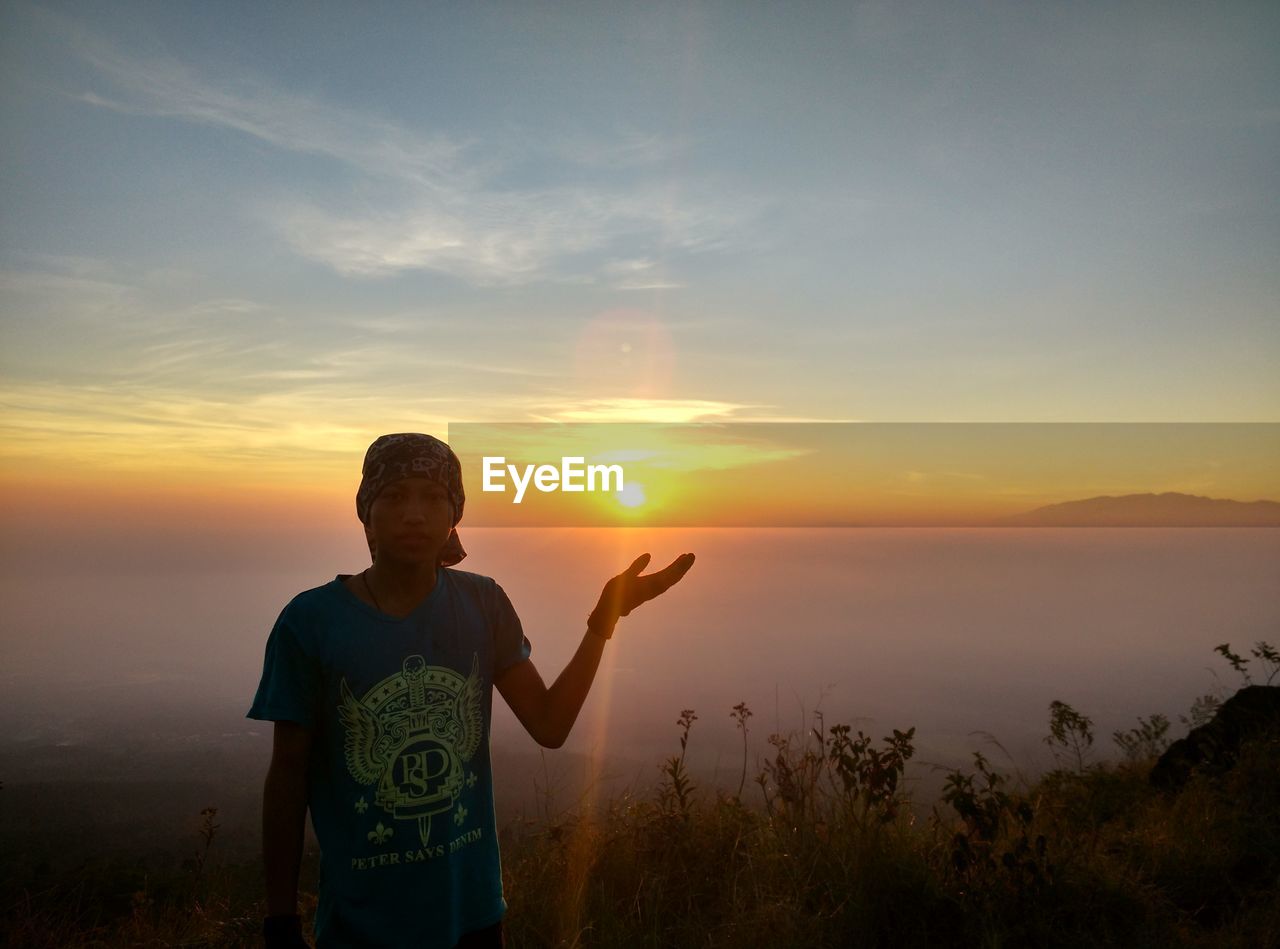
[249,433,695,948]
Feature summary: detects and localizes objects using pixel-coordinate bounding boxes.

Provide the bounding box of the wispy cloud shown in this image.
[0,266,131,300]
[603,257,684,291]
[0,256,846,474]
[1,376,787,477]
[527,398,763,423]
[67,25,750,285]
[71,37,472,188]
[269,179,739,283]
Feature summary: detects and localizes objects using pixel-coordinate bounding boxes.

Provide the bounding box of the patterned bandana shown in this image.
[356,433,467,566]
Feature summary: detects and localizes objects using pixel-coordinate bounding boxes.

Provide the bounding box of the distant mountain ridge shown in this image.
[997,491,1280,527]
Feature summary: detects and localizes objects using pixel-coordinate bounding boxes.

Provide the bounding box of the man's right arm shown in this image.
[263,720,312,918]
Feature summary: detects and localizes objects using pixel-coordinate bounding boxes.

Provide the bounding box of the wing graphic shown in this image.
[338,677,384,784]
[453,653,484,762]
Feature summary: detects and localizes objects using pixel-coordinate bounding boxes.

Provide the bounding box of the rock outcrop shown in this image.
[1149,685,1280,792]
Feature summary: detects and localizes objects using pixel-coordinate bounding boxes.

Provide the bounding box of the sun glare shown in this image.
[615,481,647,508]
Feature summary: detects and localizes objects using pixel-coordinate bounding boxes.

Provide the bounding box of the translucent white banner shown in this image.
[446,422,1280,527]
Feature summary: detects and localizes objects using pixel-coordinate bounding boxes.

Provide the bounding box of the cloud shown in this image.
[71,33,472,188]
[528,398,763,423]
[67,25,750,285]
[0,267,131,300]
[525,397,864,425]
[602,257,684,291]
[269,179,739,284]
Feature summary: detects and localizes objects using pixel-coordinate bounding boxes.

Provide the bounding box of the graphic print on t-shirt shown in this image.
[338,652,483,848]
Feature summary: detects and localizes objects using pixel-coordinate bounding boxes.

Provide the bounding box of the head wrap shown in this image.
[356,433,466,566]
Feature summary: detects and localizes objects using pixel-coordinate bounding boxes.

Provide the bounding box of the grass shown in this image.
[3,641,1277,948]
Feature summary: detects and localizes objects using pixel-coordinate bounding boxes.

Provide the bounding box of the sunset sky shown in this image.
[2,1,1278,529]
[1,4,1279,809]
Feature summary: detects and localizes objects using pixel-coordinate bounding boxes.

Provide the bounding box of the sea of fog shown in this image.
[1,527,1276,859]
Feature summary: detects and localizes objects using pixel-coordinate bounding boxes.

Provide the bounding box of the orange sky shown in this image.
[3,423,1276,534]
[449,421,1280,526]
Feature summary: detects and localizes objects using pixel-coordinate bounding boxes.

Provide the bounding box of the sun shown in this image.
[615,481,647,508]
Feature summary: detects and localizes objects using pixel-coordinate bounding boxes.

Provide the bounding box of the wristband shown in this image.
[586,613,615,641]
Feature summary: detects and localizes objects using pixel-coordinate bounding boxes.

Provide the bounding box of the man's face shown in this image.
[364,476,453,566]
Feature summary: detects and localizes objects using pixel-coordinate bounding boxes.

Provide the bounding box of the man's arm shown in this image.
[495,633,605,749]
[263,720,312,917]
[495,551,695,749]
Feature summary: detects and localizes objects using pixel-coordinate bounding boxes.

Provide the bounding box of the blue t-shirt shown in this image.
[247,566,532,949]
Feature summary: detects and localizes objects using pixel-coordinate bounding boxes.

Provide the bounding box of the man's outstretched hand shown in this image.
[587,552,696,640]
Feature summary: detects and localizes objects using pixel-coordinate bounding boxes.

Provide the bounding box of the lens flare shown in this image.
[571,308,675,399]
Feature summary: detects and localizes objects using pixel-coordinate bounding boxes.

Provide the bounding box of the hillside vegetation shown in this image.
[4,642,1277,948]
